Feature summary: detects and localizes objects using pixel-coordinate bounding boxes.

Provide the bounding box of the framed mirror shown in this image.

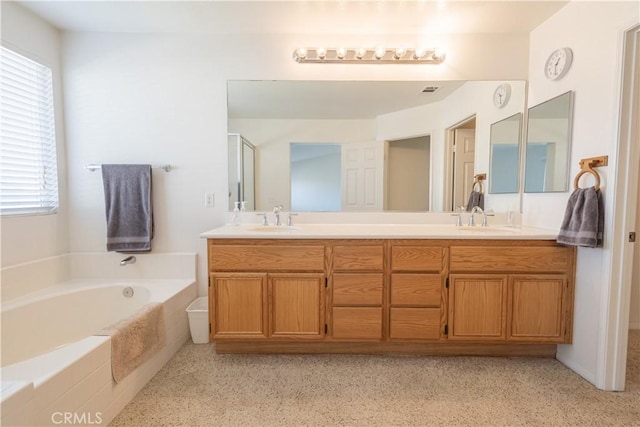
[489,113,522,194]
[524,91,574,193]
[228,80,526,212]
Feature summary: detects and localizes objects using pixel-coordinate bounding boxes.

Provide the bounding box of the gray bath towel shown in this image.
[557,187,604,248]
[102,164,153,252]
[466,190,484,211]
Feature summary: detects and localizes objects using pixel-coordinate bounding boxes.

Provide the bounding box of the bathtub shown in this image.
[1,276,197,426]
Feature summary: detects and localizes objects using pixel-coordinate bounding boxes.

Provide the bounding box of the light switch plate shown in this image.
[205,193,215,207]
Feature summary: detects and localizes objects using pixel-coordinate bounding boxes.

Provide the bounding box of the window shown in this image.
[0,46,59,216]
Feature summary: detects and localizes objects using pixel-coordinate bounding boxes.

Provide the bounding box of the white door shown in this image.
[342,142,383,211]
[453,129,476,210]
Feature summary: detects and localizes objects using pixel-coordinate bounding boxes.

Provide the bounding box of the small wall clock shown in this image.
[545,47,573,80]
[493,83,511,108]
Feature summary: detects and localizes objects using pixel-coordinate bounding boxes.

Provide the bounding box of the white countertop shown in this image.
[200,223,559,240]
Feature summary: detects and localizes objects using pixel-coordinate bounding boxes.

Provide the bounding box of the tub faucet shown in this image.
[120,255,136,266]
[469,206,487,227]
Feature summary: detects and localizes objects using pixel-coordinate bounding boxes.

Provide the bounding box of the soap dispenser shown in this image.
[232,202,241,226]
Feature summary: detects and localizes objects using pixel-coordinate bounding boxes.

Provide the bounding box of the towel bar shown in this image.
[86,164,172,172]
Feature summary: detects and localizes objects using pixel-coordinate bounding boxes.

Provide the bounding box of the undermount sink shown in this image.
[246,226,300,233]
[457,226,519,233]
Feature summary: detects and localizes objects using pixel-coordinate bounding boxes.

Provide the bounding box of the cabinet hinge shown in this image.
[209,323,212,334]
[324,324,328,334]
[630,231,636,243]
[445,277,449,289]
[444,324,448,335]
[208,276,211,287]
[325,277,328,288]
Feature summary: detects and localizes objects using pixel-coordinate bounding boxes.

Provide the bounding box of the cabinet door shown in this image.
[448,274,508,340]
[211,273,267,339]
[269,274,325,339]
[509,275,567,342]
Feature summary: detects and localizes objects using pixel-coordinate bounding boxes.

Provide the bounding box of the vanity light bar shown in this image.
[292,47,445,64]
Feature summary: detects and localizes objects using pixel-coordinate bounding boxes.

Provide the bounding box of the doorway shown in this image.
[385,135,430,211]
[444,116,477,211]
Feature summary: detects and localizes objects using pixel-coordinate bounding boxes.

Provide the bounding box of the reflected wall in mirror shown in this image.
[227,80,526,212]
[524,91,573,193]
[489,113,522,194]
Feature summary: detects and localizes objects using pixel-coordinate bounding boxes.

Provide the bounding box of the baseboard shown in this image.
[629,322,640,330]
[555,351,597,385]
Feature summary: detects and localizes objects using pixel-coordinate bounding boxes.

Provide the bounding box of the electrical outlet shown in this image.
[205,193,215,207]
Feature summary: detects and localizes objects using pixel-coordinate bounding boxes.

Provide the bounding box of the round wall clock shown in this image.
[493,83,511,108]
[545,47,573,80]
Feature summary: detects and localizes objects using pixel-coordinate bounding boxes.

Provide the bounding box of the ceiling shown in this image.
[18,1,568,34]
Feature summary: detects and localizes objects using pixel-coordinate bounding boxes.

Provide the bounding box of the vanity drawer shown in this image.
[391,246,443,272]
[389,308,441,340]
[333,273,383,305]
[209,244,324,271]
[391,274,441,306]
[449,246,571,273]
[332,307,382,340]
[332,245,383,271]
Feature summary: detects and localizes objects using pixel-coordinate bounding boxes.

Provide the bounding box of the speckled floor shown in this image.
[110,330,640,426]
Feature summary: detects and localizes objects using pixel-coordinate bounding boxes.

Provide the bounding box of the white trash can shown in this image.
[186,297,209,344]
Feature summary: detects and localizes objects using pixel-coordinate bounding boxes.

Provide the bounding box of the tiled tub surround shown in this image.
[0,253,197,427]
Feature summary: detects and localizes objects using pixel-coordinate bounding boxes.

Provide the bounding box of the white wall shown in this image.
[0,2,69,268]
[387,137,430,211]
[229,118,375,211]
[377,80,525,212]
[525,1,639,385]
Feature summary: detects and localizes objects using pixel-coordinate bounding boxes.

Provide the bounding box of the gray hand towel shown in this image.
[466,190,484,211]
[102,164,153,252]
[557,187,604,248]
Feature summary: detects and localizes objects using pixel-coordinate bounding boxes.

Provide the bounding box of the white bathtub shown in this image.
[1,272,197,426]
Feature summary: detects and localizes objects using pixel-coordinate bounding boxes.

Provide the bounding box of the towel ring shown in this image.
[471,180,483,193]
[573,168,600,191]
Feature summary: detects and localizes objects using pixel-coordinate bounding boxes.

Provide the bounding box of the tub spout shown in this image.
[120,256,136,266]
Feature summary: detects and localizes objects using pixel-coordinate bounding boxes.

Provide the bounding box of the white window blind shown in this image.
[0,46,59,216]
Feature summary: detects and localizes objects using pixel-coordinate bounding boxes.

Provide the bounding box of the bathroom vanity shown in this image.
[202,224,576,356]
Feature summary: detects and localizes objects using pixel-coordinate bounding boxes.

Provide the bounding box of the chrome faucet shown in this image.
[273,205,283,226]
[120,255,136,266]
[451,205,465,227]
[469,206,488,227]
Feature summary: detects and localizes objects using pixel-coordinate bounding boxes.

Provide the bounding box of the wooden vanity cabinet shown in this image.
[388,243,446,341]
[329,242,384,341]
[208,240,325,341]
[448,243,575,343]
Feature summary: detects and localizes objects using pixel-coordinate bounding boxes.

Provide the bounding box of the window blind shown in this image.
[0,46,59,216]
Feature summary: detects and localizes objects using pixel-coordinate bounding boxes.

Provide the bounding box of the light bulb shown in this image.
[295,48,307,60]
[316,48,327,59]
[393,48,407,60]
[374,46,386,60]
[336,48,347,59]
[413,47,427,59]
[431,49,445,60]
[355,48,366,59]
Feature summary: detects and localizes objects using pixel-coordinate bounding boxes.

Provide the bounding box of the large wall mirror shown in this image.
[489,113,522,194]
[227,80,526,212]
[524,91,574,193]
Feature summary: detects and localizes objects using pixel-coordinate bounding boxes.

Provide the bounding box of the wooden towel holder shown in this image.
[573,155,608,190]
[471,173,487,193]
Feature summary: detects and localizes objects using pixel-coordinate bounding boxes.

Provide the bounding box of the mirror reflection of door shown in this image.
[453,127,476,210]
[342,142,383,211]
[385,136,430,211]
